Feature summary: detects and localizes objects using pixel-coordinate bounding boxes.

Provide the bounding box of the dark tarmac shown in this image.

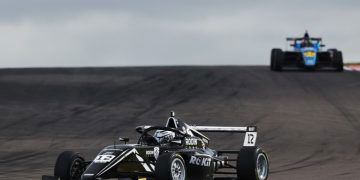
[0,66,360,180]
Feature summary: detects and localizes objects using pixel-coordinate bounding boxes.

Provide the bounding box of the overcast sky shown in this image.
[0,0,359,67]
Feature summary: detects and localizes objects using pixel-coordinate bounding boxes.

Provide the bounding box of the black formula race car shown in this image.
[42,112,269,180]
[271,31,343,71]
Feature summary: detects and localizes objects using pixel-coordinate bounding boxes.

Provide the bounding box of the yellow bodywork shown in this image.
[304,51,315,57]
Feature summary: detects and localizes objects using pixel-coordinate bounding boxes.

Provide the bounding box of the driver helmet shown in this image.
[303,32,311,45]
[154,130,175,144]
[304,32,310,40]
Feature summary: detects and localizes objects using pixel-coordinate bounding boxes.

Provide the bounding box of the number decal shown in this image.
[185,138,198,146]
[243,132,257,147]
[94,155,115,163]
[248,134,254,144]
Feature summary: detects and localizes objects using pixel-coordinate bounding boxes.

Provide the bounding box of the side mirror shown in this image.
[136,126,144,133]
[119,137,130,144]
[320,44,325,47]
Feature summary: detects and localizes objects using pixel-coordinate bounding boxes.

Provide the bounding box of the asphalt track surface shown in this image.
[1,66,360,180]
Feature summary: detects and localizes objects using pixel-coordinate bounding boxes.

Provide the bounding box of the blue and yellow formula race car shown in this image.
[270,31,343,71]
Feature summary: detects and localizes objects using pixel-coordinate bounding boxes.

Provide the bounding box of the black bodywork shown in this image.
[43,113,266,180]
[82,126,217,180]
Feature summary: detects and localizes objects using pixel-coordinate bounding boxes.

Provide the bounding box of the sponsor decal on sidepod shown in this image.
[189,156,211,167]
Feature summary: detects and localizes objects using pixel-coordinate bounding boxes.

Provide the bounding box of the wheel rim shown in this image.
[256,153,268,180]
[69,158,84,180]
[171,158,185,180]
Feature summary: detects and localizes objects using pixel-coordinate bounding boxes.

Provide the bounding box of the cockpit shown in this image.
[137,114,186,146]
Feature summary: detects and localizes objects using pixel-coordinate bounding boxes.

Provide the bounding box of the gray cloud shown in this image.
[0,0,359,67]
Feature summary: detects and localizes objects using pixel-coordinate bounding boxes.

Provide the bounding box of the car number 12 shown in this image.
[243,132,257,147]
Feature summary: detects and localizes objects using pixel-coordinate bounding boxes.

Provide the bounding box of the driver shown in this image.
[154,130,175,144]
[301,31,312,47]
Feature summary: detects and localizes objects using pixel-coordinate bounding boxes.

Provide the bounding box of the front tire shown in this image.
[155,153,186,180]
[237,146,269,180]
[54,151,85,180]
[271,49,284,71]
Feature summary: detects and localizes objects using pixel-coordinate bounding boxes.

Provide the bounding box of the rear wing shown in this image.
[190,126,256,133]
[286,37,324,47]
[189,125,258,147]
[286,37,303,41]
[286,37,322,41]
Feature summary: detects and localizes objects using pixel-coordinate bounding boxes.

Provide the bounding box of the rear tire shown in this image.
[271,49,284,71]
[236,146,269,180]
[270,49,275,70]
[155,153,187,180]
[54,151,85,180]
[334,51,344,72]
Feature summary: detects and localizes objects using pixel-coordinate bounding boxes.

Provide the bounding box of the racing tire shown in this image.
[42,175,58,180]
[236,146,269,180]
[155,153,187,180]
[328,48,338,52]
[272,49,284,71]
[333,50,344,72]
[54,151,85,180]
[270,49,275,70]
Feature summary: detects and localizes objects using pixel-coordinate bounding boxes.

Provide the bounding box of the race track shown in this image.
[1,66,360,180]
